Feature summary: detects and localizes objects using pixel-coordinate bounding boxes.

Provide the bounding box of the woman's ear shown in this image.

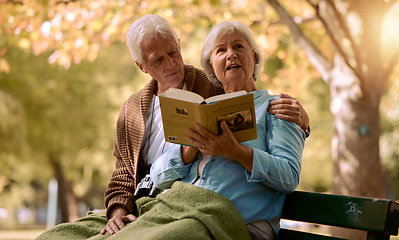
[135,61,148,74]
[208,61,214,71]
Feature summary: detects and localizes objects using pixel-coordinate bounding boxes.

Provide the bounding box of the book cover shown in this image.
[159,88,257,146]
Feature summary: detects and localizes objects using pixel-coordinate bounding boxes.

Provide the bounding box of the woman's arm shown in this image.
[181,145,200,165]
[150,144,198,189]
[248,117,305,193]
[186,112,305,193]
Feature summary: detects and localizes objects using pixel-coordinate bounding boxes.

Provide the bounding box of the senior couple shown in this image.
[37,14,308,240]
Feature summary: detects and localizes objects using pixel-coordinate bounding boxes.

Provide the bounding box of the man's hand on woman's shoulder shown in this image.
[267,93,310,134]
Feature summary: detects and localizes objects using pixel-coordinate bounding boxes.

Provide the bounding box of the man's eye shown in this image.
[169,50,178,56]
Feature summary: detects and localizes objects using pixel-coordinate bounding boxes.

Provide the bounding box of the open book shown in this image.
[159,88,257,146]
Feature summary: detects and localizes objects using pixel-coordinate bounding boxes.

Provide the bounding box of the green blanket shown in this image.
[35,209,108,240]
[36,181,251,240]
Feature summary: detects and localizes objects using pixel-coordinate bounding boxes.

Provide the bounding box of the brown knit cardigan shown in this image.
[104,65,224,219]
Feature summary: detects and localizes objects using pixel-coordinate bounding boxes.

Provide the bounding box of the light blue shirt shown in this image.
[150,89,305,234]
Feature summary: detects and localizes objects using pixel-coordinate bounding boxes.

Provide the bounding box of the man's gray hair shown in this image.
[201,21,263,87]
[126,14,179,64]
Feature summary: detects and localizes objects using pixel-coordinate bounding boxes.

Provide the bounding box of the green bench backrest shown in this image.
[279,191,399,240]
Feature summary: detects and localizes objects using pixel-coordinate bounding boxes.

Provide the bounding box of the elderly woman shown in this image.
[151,21,305,240]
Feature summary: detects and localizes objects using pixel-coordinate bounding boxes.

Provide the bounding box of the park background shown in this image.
[0,0,398,239]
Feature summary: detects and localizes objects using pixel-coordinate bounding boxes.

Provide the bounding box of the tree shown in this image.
[267,0,399,238]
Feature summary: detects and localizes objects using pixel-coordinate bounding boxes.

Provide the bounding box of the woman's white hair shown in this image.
[126,14,179,64]
[201,21,263,87]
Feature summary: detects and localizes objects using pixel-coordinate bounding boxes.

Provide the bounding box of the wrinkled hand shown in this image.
[267,93,309,132]
[187,121,239,157]
[100,207,136,235]
[186,121,253,171]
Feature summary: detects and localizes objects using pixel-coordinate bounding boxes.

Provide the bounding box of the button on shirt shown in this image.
[150,89,305,234]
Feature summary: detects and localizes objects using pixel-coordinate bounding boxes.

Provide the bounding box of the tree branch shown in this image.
[326,0,364,77]
[266,0,333,83]
[308,0,363,81]
[4,0,23,4]
[56,0,79,4]
[269,16,318,26]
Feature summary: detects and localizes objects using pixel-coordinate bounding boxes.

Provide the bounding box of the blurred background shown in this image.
[0,0,398,239]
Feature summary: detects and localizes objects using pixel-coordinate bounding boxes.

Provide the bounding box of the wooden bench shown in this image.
[278,191,399,240]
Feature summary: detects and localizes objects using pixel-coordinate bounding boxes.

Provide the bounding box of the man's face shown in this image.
[136,34,185,93]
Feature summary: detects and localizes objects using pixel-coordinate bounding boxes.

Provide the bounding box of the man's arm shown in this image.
[102,144,138,235]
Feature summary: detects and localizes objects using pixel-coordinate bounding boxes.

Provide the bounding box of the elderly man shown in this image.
[36,14,309,239]
[100,14,226,235]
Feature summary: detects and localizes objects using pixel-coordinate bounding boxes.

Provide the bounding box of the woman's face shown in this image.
[210,30,256,93]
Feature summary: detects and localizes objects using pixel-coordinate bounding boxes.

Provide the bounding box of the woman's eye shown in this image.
[216,48,225,53]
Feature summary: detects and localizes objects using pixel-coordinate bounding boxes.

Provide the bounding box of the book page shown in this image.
[160,88,204,104]
[159,96,207,146]
[207,92,257,143]
[204,90,247,104]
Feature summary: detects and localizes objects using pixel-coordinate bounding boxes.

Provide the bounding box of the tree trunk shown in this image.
[329,56,385,239]
[265,1,392,238]
[66,179,80,222]
[51,155,80,223]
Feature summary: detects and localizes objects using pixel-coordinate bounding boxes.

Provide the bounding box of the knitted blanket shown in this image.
[36,181,251,240]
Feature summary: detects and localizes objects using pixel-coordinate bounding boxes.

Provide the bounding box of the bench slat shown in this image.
[281,191,399,235]
[279,228,345,240]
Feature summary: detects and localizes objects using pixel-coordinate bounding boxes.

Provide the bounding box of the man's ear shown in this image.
[135,61,148,74]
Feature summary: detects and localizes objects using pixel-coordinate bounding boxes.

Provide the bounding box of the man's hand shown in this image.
[100,206,136,235]
[268,93,309,132]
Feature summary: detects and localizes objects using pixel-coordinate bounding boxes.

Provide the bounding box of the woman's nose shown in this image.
[227,49,237,60]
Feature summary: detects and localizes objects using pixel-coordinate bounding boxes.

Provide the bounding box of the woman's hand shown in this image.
[100,206,136,235]
[267,93,309,132]
[181,145,199,165]
[187,121,253,171]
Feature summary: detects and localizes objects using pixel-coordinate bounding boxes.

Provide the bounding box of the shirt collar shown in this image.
[252,89,269,99]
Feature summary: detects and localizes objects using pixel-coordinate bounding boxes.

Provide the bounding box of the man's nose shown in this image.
[165,56,175,69]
